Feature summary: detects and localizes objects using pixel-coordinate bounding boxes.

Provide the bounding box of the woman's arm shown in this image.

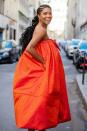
[26,26,46,64]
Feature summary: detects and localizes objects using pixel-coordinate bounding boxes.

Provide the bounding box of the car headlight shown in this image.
[3,52,9,57]
[79,52,85,57]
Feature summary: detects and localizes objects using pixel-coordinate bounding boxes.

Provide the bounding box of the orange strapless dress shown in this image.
[13,39,71,130]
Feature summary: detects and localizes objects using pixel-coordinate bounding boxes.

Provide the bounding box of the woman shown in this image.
[13,4,71,131]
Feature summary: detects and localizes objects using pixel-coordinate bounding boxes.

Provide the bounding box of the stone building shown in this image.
[0,0,4,41]
[0,0,18,41]
[75,0,87,39]
[0,0,40,43]
[65,0,76,39]
[66,0,87,40]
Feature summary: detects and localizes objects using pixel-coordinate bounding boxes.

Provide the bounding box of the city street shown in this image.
[0,49,87,131]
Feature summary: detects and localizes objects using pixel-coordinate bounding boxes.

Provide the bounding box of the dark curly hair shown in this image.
[20,4,51,54]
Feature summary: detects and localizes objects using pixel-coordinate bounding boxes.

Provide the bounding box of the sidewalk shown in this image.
[76,73,87,109]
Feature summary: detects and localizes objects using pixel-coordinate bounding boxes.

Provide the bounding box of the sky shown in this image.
[47,0,68,34]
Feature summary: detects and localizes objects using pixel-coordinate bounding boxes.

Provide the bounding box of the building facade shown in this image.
[65,0,76,39]
[0,0,4,41]
[17,0,30,42]
[0,0,41,43]
[75,0,87,39]
[66,0,87,40]
[0,0,18,41]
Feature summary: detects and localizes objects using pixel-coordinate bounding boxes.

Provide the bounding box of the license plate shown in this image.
[85,57,87,60]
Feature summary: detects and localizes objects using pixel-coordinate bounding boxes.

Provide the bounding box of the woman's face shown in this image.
[38,7,52,25]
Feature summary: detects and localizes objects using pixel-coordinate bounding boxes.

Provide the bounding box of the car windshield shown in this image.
[0,41,12,49]
[79,42,87,49]
[72,40,80,45]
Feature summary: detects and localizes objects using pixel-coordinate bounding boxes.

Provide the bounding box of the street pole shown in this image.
[82,53,86,85]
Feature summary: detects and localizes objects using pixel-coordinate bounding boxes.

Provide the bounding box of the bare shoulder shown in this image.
[34,24,47,36]
[26,25,47,48]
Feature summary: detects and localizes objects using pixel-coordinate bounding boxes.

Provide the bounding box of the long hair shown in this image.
[20,4,51,54]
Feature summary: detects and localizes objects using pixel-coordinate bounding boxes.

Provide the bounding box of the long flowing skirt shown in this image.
[13,39,71,130]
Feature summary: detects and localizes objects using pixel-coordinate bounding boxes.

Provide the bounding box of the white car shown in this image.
[66,39,81,58]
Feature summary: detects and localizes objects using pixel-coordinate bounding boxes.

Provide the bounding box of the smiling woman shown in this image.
[13,4,71,131]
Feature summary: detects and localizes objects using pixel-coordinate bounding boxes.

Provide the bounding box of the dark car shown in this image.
[73,41,87,68]
[0,40,20,63]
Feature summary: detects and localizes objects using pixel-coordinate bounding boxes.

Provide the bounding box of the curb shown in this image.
[75,74,87,110]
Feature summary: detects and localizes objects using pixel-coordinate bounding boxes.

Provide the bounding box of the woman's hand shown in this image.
[41,59,46,70]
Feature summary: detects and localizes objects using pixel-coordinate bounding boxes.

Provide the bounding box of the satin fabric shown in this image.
[13,39,71,130]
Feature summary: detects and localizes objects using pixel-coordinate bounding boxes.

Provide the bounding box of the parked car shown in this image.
[66,39,81,58]
[0,39,20,63]
[73,40,87,68]
[65,40,71,53]
[58,40,66,50]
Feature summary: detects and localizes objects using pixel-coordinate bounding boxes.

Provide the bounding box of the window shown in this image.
[80,21,87,32]
[10,28,13,39]
[13,29,16,40]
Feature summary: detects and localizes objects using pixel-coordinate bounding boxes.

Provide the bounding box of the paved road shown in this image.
[0,49,87,131]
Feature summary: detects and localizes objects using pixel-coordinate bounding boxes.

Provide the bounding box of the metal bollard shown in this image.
[82,52,86,85]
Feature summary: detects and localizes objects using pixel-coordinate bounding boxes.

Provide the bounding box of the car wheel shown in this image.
[9,56,14,63]
[73,57,75,64]
[76,63,80,69]
[73,55,76,65]
[16,54,20,61]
